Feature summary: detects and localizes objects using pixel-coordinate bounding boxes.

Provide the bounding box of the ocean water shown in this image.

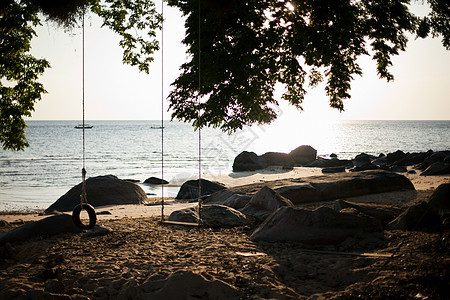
[1,120,449,212]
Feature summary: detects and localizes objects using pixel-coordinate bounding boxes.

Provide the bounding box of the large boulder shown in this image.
[334,200,403,227]
[239,186,294,222]
[250,206,382,244]
[0,214,82,244]
[232,151,265,172]
[428,183,450,215]
[275,170,415,205]
[167,204,249,227]
[386,202,441,231]
[44,175,148,213]
[202,189,251,209]
[175,179,227,201]
[420,162,450,176]
[353,154,372,168]
[386,150,407,165]
[144,177,169,185]
[259,152,292,167]
[288,145,317,165]
[118,270,241,300]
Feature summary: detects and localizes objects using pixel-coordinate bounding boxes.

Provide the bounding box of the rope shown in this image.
[197,0,202,225]
[160,0,165,222]
[81,11,87,205]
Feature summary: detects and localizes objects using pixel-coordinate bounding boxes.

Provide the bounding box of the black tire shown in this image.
[72,204,97,230]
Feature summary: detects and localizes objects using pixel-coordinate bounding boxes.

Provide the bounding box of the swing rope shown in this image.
[160,0,165,222]
[197,0,202,225]
[81,11,87,206]
[73,10,96,230]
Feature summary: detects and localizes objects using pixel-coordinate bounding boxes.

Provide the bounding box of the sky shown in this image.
[28,2,450,124]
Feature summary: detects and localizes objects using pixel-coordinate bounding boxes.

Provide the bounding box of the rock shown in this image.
[387,150,406,165]
[260,152,292,167]
[226,170,415,206]
[232,151,265,172]
[322,166,346,173]
[0,214,82,244]
[334,200,403,227]
[330,153,338,158]
[308,158,352,168]
[386,202,441,231]
[389,165,407,173]
[353,154,372,168]
[393,153,426,166]
[44,175,148,213]
[168,204,249,227]
[427,183,450,215]
[118,270,241,300]
[0,220,10,228]
[239,186,294,222]
[202,189,251,209]
[175,179,227,201]
[84,225,112,238]
[288,145,317,165]
[250,206,382,244]
[371,157,388,167]
[420,162,450,176]
[349,164,379,172]
[144,177,169,185]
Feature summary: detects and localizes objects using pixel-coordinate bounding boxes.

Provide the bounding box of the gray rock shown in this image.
[168,204,249,227]
[278,170,414,205]
[387,150,406,165]
[389,165,407,173]
[175,179,227,201]
[250,206,382,244]
[203,189,251,209]
[232,151,265,172]
[386,202,441,231]
[353,154,372,168]
[393,153,426,166]
[308,158,352,168]
[427,183,450,216]
[239,186,293,222]
[144,177,169,185]
[44,175,148,213]
[420,162,450,176]
[334,200,403,227]
[288,145,317,165]
[0,214,82,244]
[117,270,241,300]
[260,152,292,167]
[322,166,346,173]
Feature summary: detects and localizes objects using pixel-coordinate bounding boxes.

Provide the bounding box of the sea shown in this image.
[1,120,449,212]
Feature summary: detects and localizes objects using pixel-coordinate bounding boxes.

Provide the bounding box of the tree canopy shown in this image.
[1,0,161,150]
[0,0,449,150]
[167,0,449,132]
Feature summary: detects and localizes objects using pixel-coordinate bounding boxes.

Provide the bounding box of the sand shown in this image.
[0,169,449,299]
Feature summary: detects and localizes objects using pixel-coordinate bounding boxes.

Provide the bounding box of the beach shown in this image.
[1,168,449,299]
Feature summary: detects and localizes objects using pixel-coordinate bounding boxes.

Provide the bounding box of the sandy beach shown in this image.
[1,168,449,299]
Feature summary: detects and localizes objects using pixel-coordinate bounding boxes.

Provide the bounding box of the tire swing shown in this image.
[72,11,96,230]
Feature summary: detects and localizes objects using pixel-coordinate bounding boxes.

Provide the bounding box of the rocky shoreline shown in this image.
[0,147,449,299]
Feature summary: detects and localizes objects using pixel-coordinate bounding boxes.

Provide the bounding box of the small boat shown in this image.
[151,125,164,129]
[75,124,93,129]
